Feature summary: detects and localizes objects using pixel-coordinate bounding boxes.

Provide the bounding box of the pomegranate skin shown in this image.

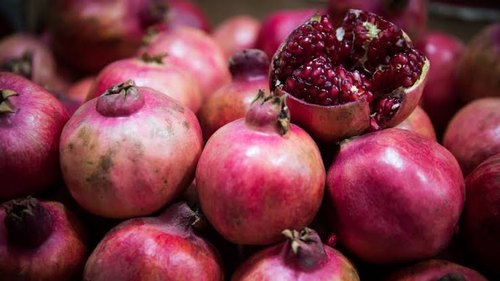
[196,95,325,245]
[0,199,87,281]
[395,106,437,141]
[60,83,203,218]
[443,97,500,176]
[385,259,488,281]
[83,202,224,281]
[462,153,500,274]
[212,15,261,60]
[87,55,202,112]
[163,0,211,32]
[0,72,69,201]
[326,128,465,264]
[65,76,94,104]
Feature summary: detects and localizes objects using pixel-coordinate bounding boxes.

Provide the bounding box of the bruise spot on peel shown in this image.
[171,103,185,113]
[85,149,116,191]
[182,121,189,130]
[68,143,74,151]
[77,126,92,147]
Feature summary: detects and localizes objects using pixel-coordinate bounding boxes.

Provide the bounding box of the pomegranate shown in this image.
[60,80,203,218]
[212,15,261,60]
[87,53,202,112]
[157,0,211,32]
[0,197,87,281]
[256,8,319,59]
[65,76,94,104]
[140,27,231,98]
[395,106,436,140]
[231,228,359,280]
[270,9,429,143]
[327,0,428,40]
[456,23,500,102]
[415,31,465,137]
[0,72,69,201]
[461,153,500,274]
[196,92,325,245]
[326,128,465,264]
[198,49,270,139]
[83,201,224,281]
[443,97,500,176]
[385,259,488,281]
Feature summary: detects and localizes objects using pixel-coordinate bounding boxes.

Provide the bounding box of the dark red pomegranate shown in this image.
[256,8,319,59]
[231,228,359,280]
[270,9,429,143]
[326,128,465,264]
[327,0,428,40]
[385,259,488,281]
[0,72,69,201]
[60,80,203,218]
[415,31,464,136]
[198,49,270,139]
[395,105,436,140]
[443,97,500,176]
[461,153,500,274]
[196,92,325,245]
[212,15,261,60]
[87,53,202,112]
[0,197,87,281]
[83,201,224,280]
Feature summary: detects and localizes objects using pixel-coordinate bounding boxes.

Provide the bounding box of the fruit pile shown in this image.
[0,0,499,280]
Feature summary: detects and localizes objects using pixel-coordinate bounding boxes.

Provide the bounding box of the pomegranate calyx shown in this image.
[0,89,19,113]
[0,51,33,79]
[159,202,201,233]
[3,197,54,248]
[436,272,466,281]
[140,52,166,64]
[96,80,145,117]
[246,90,290,135]
[282,228,328,270]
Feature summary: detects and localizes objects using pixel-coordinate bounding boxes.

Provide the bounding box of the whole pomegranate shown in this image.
[87,53,202,112]
[327,0,428,40]
[443,97,500,176]
[395,106,436,141]
[60,80,203,218]
[212,15,261,60]
[326,128,465,264]
[256,8,319,58]
[84,202,224,281]
[196,92,325,245]
[270,9,429,143]
[456,23,500,102]
[198,49,270,139]
[461,153,500,274]
[231,228,359,281]
[0,197,87,281]
[415,31,464,136]
[140,27,231,98]
[0,72,69,201]
[385,259,488,281]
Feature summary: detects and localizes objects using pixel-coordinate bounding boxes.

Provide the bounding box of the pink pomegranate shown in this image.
[0,72,69,201]
[198,49,270,139]
[415,31,465,136]
[65,76,94,104]
[0,197,87,281]
[461,153,500,274]
[196,92,325,245]
[327,0,428,40]
[83,202,224,280]
[256,8,319,58]
[212,15,261,60]
[385,259,488,281]
[270,10,429,143]
[140,27,231,98]
[60,80,203,218]
[231,228,359,280]
[456,23,500,102]
[87,53,202,112]
[395,106,437,141]
[443,97,500,176]
[326,128,465,264]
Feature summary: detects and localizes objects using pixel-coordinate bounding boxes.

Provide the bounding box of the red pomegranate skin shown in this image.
[212,15,261,60]
[0,72,69,201]
[60,84,203,218]
[139,27,231,98]
[326,128,465,264]
[443,97,500,176]
[0,199,87,281]
[462,153,500,274]
[87,55,202,112]
[385,259,488,281]
[83,202,224,281]
[65,76,94,104]
[395,106,437,141]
